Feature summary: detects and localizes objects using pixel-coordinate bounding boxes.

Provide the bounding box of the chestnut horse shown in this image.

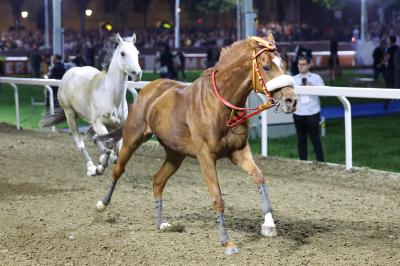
[95,35,297,255]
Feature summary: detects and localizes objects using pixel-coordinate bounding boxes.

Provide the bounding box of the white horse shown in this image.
[40,33,142,176]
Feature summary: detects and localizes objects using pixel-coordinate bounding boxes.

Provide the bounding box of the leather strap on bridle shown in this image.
[211,37,278,128]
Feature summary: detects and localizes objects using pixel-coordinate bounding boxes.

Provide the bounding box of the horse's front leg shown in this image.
[197,151,239,255]
[231,143,277,237]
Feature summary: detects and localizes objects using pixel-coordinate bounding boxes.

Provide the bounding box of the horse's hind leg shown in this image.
[91,120,114,175]
[95,131,151,212]
[64,108,97,176]
[230,143,277,237]
[153,148,185,229]
[108,138,122,165]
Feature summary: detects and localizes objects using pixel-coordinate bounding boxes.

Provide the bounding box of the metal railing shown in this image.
[2,77,400,170]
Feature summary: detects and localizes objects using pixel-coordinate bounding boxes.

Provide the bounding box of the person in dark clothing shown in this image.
[47,54,66,109]
[394,48,400,89]
[160,45,176,79]
[292,57,325,162]
[206,47,215,68]
[385,36,399,88]
[73,49,86,67]
[175,49,186,80]
[372,39,386,82]
[384,36,399,110]
[29,48,42,78]
[328,40,340,83]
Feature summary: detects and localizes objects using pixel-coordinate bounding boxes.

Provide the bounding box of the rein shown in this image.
[211,37,278,128]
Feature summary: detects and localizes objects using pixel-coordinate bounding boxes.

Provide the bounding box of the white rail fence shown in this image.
[1,77,400,170]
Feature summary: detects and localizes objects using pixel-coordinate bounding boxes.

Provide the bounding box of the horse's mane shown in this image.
[100,37,117,71]
[217,38,256,67]
[198,38,257,79]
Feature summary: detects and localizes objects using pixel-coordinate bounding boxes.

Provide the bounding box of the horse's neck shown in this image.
[104,57,128,105]
[216,64,252,107]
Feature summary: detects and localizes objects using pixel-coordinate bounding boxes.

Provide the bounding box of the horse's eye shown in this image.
[120,51,125,56]
[263,65,272,72]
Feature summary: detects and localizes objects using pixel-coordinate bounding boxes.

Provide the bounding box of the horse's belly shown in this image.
[147,90,195,155]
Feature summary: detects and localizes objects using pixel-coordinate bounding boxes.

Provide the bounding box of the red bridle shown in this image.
[211,37,278,128]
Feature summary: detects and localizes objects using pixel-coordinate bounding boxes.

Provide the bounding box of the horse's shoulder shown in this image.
[94,71,107,80]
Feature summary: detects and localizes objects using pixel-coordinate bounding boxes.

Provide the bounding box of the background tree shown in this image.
[134,0,151,29]
[190,0,236,27]
[312,0,347,10]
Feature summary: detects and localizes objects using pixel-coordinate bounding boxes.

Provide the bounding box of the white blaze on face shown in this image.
[272,55,284,74]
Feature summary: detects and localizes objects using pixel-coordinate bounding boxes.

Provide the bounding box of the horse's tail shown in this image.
[97,124,124,147]
[39,107,66,127]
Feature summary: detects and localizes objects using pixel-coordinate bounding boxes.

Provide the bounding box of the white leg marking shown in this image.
[261,212,277,237]
[109,152,118,164]
[87,161,97,176]
[159,222,171,230]
[95,201,107,212]
[272,55,283,74]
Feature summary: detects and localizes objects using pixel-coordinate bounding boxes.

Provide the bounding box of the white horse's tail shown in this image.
[39,107,66,127]
[96,124,124,149]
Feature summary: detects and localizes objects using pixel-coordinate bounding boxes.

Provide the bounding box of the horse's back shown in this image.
[138,79,190,114]
[140,78,187,97]
[58,66,102,121]
[58,66,101,117]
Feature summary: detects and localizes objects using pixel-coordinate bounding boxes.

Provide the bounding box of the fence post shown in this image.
[337,96,352,170]
[45,85,55,132]
[10,83,20,130]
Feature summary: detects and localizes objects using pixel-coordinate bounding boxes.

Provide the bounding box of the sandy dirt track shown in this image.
[0,124,399,265]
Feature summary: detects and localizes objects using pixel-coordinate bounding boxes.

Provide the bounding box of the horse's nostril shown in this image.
[131,71,137,75]
[285,98,293,105]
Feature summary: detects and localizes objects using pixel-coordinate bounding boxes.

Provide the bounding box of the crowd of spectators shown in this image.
[1,20,399,54]
[257,21,350,42]
[1,20,400,77]
[0,27,237,53]
[0,30,45,50]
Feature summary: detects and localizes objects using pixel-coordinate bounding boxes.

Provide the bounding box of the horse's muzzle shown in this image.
[130,70,142,82]
[281,96,297,113]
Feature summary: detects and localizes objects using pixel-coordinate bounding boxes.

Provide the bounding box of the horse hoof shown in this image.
[95,201,107,212]
[223,242,239,255]
[261,225,277,237]
[87,168,97,176]
[159,222,171,230]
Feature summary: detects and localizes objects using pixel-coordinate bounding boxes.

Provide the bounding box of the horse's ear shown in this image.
[132,33,136,44]
[115,33,123,44]
[266,33,275,41]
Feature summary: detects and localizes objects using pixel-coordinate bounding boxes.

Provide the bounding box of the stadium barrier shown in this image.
[1,77,400,170]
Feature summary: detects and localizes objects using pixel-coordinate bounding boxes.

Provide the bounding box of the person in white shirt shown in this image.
[293,56,324,162]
